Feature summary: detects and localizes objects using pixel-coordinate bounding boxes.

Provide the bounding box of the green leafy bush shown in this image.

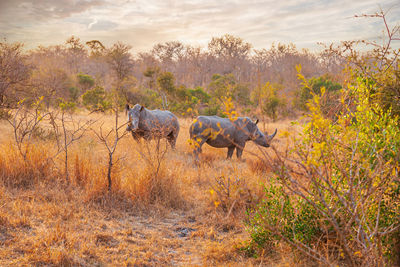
[188,87,211,104]
[68,87,80,102]
[294,72,342,114]
[251,82,286,121]
[157,72,176,95]
[208,73,251,106]
[82,86,111,112]
[57,98,77,113]
[77,73,95,92]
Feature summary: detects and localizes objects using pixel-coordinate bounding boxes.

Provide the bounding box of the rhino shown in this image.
[126,104,180,148]
[189,115,277,160]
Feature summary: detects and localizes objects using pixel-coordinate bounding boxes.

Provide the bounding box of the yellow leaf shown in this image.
[354,251,361,257]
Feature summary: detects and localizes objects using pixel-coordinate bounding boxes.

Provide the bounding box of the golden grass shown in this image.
[0,112,300,266]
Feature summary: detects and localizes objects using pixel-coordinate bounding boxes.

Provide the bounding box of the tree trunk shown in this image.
[107,153,113,191]
[65,149,69,183]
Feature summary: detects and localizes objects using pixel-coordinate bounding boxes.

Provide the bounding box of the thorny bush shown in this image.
[246,74,400,266]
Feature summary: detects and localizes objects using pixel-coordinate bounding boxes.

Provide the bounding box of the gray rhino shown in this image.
[189,116,277,160]
[126,104,180,148]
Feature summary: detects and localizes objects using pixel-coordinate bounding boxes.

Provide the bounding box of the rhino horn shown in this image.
[254,118,259,125]
[268,128,277,141]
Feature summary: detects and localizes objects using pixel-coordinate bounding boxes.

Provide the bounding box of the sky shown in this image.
[0,0,399,52]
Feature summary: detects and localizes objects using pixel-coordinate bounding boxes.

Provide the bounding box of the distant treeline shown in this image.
[0,34,347,120]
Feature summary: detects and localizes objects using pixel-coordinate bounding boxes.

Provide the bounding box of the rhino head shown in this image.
[249,119,277,147]
[126,104,144,132]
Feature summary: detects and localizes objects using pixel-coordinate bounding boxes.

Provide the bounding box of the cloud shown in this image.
[88,19,118,31]
[0,0,399,51]
[88,19,98,29]
[0,0,105,21]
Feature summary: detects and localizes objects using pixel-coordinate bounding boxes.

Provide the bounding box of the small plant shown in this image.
[209,175,255,218]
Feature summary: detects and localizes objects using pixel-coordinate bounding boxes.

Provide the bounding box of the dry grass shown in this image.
[0,112,298,266]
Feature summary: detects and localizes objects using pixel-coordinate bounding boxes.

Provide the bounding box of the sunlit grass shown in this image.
[0,112,298,266]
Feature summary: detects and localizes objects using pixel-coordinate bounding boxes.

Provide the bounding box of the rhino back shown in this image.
[140,109,178,133]
[190,116,238,147]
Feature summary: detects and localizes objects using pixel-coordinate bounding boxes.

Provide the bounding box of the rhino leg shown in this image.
[227,146,235,159]
[236,143,245,159]
[192,136,206,161]
[131,131,142,142]
[167,131,177,149]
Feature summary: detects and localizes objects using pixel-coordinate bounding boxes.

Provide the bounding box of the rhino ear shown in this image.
[125,104,130,115]
[140,105,144,112]
[254,118,259,125]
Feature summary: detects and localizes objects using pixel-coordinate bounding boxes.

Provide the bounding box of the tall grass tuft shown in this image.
[132,164,186,210]
[0,143,54,187]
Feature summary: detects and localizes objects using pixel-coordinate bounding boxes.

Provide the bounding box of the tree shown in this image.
[0,41,30,108]
[143,66,161,90]
[208,34,251,61]
[30,67,71,107]
[251,82,286,121]
[208,34,252,76]
[65,36,87,73]
[105,42,136,108]
[68,87,80,102]
[86,40,105,58]
[152,41,184,63]
[207,73,250,106]
[7,97,50,161]
[106,42,134,85]
[156,71,176,108]
[157,72,176,95]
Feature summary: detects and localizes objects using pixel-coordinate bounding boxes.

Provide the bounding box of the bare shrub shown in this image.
[209,174,261,220]
[92,104,128,192]
[7,97,50,161]
[50,100,93,183]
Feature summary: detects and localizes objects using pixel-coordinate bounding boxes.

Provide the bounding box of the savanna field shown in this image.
[1,7,400,266]
[0,112,299,266]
